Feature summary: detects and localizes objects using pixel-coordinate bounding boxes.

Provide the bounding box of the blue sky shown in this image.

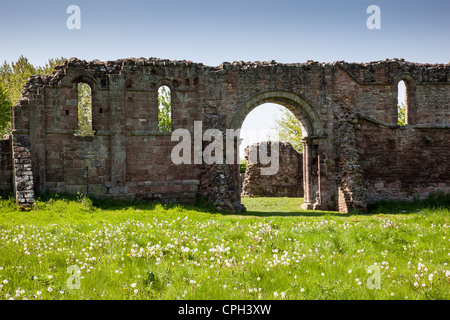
[1,0,448,154]
[1,0,449,66]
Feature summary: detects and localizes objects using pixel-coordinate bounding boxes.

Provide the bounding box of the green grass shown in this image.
[0,192,449,300]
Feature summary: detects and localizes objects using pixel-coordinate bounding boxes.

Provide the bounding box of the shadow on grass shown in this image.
[366,192,450,214]
[32,191,450,218]
[223,210,353,218]
[34,191,220,215]
[235,192,450,218]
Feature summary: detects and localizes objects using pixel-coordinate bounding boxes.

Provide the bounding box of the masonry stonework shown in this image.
[4,57,449,212]
[242,142,303,198]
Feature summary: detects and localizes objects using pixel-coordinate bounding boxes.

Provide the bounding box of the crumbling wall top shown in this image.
[17,58,450,102]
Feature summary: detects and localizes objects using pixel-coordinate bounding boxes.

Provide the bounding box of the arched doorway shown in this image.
[229,90,325,210]
[239,103,304,198]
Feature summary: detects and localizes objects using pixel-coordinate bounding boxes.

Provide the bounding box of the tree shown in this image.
[398,102,406,126]
[36,57,67,76]
[0,55,37,105]
[0,56,67,136]
[74,82,94,136]
[271,107,303,153]
[0,85,11,137]
[158,86,172,132]
[239,158,247,174]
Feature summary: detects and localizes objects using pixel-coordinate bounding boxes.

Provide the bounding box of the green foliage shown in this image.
[239,159,247,174]
[0,55,37,105]
[36,57,67,76]
[271,107,303,153]
[0,85,11,137]
[74,82,94,136]
[158,86,172,132]
[398,102,406,126]
[0,56,67,136]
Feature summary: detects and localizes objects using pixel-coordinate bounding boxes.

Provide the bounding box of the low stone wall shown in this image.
[242,141,303,198]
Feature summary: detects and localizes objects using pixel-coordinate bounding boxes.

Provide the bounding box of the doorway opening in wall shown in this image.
[239,103,305,213]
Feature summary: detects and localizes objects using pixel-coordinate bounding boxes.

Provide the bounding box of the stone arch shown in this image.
[229,90,326,210]
[72,76,96,136]
[157,84,172,133]
[393,72,417,124]
[72,75,99,92]
[155,78,175,131]
[154,78,174,92]
[229,90,324,138]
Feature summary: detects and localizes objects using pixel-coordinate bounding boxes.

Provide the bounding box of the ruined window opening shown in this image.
[397,80,406,126]
[158,85,172,132]
[75,82,94,136]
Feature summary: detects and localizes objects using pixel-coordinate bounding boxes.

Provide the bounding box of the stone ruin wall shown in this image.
[357,119,450,203]
[0,136,12,194]
[242,141,303,198]
[1,57,448,212]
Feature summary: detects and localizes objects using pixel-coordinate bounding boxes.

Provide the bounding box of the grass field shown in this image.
[0,192,449,300]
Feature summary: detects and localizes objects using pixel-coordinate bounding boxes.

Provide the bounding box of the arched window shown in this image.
[397,80,406,126]
[158,85,172,132]
[75,82,94,136]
